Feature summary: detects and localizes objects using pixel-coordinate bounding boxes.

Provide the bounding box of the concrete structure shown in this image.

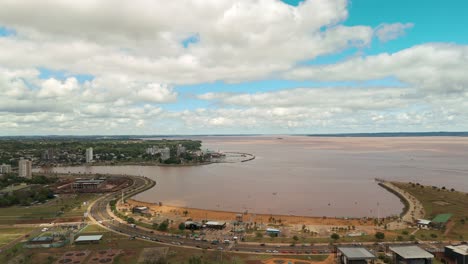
[160,147,171,161]
[0,163,11,174]
[72,178,105,190]
[266,228,281,237]
[74,235,102,244]
[18,158,32,178]
[86,147,93,163]
[417,219,431,229]
[390,246,434,264]
[431,214,452,229]
[445,245,468,264]
[337,247,376,264]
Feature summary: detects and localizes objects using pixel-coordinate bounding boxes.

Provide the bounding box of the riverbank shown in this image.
[124,199,376,227]
[377,180,425,223]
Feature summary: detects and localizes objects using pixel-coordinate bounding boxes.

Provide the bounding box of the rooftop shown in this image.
[75,235,103,242]
[417,219,431,225]
[205,221,225,226]
[338,247,376,260]
[30,236,54,242]
[390,246,434,259]
[446,245,468,256]
[432,214,453,223]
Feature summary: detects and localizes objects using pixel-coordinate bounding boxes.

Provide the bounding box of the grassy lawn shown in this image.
[394,182,468,240]
[0,227,35,247]
[0,193,99,224]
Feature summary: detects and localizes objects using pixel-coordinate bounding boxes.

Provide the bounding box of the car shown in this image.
[266,250,272,253]
[272,250,279,253]
[255,250,260,253]
[260,243,266,246]
[217,247,224,250]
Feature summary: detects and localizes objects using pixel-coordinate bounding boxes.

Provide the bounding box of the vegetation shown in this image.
[394,181,468,240]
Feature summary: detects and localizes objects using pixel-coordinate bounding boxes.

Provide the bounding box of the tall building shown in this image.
[41,148,55,160]
[176,144,186,157]
[160,147,171,161]
[0,163,12,174]
[86,147,93,163]
[18,158,32,178]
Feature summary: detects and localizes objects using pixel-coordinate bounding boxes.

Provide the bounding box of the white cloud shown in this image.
[375,23,414,42]
[0,1,466,134]
[285,44,468,93]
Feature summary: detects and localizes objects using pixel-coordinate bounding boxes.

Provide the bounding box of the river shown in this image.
[45,136,468,218]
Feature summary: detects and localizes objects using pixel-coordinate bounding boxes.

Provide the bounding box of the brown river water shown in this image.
[46,136,468,218]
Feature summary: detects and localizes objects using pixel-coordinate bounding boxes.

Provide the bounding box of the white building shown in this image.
[160,147,171,161]
[176,144,186,156]
[146,146,160,155]
[18,158,32,178]
[86,147,93,163]
[0,163,11,174]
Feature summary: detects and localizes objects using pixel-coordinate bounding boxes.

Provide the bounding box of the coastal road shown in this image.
[88,175,449,255]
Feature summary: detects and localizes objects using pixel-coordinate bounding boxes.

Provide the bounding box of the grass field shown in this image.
[0,227,35,247]
[394,182,468,240]
[0,193,98,224]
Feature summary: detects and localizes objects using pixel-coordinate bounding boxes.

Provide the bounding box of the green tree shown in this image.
[158,221,168,231]
[178,223,186,231]
[152,223,159,230]
[292,235,299,241]
[375,232,385,240]
[127,217,136,224]
[331,233,340,241]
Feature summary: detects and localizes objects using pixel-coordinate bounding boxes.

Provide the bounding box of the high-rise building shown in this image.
[0,163,11,174]
[18,158,32,178]
[176,144,186,157]
[86,147,93,163]
[160,147,171,161]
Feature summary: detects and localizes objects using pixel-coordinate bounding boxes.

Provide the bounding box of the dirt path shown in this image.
[380,181,425,225]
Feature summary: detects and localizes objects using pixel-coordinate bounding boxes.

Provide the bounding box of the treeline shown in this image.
[0,174,58,189]
[0,186,54,207]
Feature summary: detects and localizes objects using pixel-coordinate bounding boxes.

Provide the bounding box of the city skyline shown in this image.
[1,0,467,135]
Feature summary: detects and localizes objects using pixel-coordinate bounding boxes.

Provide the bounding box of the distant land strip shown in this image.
[306,131,468,137]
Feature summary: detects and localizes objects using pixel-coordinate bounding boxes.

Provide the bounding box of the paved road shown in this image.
[88,175,449,255]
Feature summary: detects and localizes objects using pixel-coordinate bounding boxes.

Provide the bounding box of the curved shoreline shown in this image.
[376,179,425,223]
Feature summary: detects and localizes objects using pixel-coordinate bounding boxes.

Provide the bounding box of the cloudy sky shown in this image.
[1,0,467,135]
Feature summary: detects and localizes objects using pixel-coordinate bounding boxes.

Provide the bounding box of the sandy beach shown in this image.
[125,199,375,227]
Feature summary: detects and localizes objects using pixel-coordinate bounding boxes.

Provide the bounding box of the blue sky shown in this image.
[0,0,467,135]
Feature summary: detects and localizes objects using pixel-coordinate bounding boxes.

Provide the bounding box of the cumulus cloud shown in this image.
[285,44,468,93]
[375,23,414,42]
[0,1,466,134]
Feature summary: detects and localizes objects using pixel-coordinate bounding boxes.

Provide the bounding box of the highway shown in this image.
[88,175,448,255]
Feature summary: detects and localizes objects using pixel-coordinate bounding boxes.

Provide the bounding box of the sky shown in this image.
[0,0,467,135]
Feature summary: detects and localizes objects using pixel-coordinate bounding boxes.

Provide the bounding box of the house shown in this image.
[417,219,431,229]
[337,247,376,264]
[444,245,468,264]
[204,221,226,229]
[390,246,434,264]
